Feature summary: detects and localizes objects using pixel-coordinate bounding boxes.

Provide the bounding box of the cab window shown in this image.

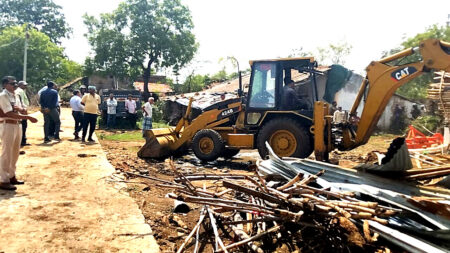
[248,63,276,108]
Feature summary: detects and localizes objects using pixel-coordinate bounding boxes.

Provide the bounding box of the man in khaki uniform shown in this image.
[0,76,37,191]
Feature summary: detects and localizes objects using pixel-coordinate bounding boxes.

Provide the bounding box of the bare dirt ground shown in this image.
[0,108,159,253]
[98,129,398,252]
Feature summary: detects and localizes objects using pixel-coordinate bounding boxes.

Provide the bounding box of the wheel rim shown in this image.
[199,137,214,154]
[269,130,297,157]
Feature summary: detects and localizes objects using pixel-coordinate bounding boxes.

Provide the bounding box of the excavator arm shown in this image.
[314,39,450,160]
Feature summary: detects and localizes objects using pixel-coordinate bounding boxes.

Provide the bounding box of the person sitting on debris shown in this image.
[106,93,118,130]
[0,76,38,191]
[333,107,346,124]
[142,97,154,138]
[70,90,84,140]
[81,86,100,142]
[125,94,137,129]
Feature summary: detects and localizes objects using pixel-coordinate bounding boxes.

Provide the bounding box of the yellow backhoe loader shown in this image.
[138,39,450,162]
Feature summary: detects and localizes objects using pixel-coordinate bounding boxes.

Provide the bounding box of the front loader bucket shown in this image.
[138,128,177,159]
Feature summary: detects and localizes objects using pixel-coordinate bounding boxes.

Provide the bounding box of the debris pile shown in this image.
[145,161,398,252]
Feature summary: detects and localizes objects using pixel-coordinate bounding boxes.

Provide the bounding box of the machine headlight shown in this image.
[247,112,261,124]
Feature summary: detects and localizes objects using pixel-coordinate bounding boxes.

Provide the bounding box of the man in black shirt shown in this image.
[281,80,307,110]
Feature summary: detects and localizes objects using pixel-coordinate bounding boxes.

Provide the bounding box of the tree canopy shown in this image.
[84,0,198,97]
[288,41,352,65]
[0,25,82,91]
[386,24,450,100]
[0,0,71,43]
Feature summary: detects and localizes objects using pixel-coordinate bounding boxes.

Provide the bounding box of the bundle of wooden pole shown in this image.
[427,71,450,124]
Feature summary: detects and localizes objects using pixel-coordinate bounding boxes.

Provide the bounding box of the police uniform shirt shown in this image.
[0,89,22,121]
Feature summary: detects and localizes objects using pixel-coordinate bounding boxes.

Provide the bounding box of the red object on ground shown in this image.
[405,125,443,149]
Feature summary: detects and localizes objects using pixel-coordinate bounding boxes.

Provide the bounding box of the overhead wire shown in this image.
[0,37,22,48]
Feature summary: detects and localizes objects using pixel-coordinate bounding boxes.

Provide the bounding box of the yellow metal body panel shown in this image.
[227,134,254,149]
[313,101,329,161]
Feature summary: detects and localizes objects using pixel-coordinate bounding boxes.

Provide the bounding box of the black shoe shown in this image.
[10,176,24,185]
[88,138,95,142]
[0,183,17,191]
[81,139,86,143]
[54,138,62,142]
[19,151,25,155]
[44,139,51,143]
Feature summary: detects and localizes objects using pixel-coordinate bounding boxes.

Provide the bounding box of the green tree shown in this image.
[84,0,198,99]
[211,69,228,83]
[288,47,311,58]
[0,0,71,43]
[182,74,206,93]
[0,25,81,91]
[385,24,450,100]
[316,40,352,65]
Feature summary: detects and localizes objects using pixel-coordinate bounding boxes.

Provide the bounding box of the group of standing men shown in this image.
[103,93,154,131]
[0,76,37,191]
[0,77,154,191]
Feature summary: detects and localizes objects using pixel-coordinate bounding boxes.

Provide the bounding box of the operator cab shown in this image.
[245,58,319,126]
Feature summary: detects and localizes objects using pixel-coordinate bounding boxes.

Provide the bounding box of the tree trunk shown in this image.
[142,59,153,101]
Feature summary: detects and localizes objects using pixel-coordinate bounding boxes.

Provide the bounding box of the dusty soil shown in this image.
[98,130,400,252]
[0,108,158,252]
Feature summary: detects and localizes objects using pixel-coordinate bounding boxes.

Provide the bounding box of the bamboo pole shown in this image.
[176,207,207,253]
[216,225,282,252]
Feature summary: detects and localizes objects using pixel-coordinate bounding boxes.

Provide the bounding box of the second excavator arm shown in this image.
[314,39,450,161]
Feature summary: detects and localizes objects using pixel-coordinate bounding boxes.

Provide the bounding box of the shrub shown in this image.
[152,100,166,123]
[409,115,443,133]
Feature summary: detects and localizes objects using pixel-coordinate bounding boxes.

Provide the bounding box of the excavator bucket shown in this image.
[137,128,178,159]
[138,98,194,159]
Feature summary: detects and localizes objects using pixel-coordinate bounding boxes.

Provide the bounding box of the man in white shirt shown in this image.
[0,76,37,191]
[16,81,30,146]
[142,97,154,138]
[125,94,137,129]
[333,106,346,124]
[106,93,118,129]
[70,90,84,140]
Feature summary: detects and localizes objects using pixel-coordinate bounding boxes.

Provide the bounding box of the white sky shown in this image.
[56,0,450,81]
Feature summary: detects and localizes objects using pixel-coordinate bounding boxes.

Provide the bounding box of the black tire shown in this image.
[221,148,240,159]
[192,129,224,161]
[257,118,313,159]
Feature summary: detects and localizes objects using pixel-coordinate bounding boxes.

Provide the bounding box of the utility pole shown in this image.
[23,24,29,82]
